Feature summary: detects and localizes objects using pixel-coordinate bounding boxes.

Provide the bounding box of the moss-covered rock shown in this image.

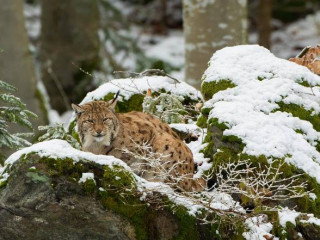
[201,80,235,101]
[200,45,320,225]
[0,141,243,239]
[296,215,320,240]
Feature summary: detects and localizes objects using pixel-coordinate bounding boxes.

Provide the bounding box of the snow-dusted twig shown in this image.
[114,69,181,83]
[209,160,309,204]
[120,140,310,227]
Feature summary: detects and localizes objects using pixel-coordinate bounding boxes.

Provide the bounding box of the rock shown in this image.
[0,159,135,240]
[0,142,218,240]
[200,45,320,215]
[296,215,320,240]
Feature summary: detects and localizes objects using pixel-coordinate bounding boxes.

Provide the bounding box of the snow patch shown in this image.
[243,215,276,240]
[4,139,130,171]
[278,208,300,227]
[80,76,202,105]
[79,172,95,184]
[300,216,320,226]
[144,36,184,67]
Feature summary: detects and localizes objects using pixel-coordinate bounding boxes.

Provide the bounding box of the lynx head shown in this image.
[72,92,120,152]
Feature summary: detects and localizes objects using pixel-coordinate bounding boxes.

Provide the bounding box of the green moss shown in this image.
[99,192,149,240]
[103,93,145,113]
[82,179,96,195]
[38,155,84,180]
[206,212,245,240]
[201,107,211,116]
[99,166,148,240]
[208,118,228,131]
[265,210,281,237]
[275,102,320,132]
[201,80,236,101]
[196,114,208,128]
[201,128,214,159]
[102,165,136,190]
[172,206,200,240]
[221,135,244,146]
[279,221,296,239]
[0,180,7,188]
[298,79,312,88]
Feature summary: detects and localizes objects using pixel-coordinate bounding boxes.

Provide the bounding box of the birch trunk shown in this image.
[183,0,248,89]
[0,0,46,125]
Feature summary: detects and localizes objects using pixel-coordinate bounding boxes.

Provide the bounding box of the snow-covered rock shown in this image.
[200,45,320,220]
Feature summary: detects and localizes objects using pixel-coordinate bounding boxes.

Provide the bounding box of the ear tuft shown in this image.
[109,90,120,109]
[72,103,84,116]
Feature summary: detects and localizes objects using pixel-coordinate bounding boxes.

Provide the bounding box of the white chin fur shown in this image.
[94,136,106,143]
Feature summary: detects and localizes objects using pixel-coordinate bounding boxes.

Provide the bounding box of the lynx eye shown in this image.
[103,118,110,122]
[86,119,94,123]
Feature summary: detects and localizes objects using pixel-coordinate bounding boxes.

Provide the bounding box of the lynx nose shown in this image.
[96,130,103,136]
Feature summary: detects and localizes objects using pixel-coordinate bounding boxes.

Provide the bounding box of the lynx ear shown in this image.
[109,90,120,109]
[72,103,84,117]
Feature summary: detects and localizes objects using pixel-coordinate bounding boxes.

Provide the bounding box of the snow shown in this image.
[48,110,74,127]
[243,215,276,240]
[278,208,320,229]
[23,3,41,40]
[300,215,320,226]
[203,45,320,182]
[179,124,211,178]
[169,123,201,134]
[202,45,319,86]
[144,35,185,68]
[168,123,211,178]
[278,208,300,227]
[138,179,244,216]
[80,76,202,105]
[271,11,320,59]
[309,192,317,200]
[79,172,95,184]
[4,139,130,171]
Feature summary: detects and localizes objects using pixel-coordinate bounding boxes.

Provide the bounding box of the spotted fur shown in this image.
[72,99,205,191]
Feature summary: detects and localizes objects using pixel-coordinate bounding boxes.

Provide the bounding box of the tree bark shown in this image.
[40,0,101,113]
[183,0,248,89]
[0,0,46,126]
[257,0,273,49]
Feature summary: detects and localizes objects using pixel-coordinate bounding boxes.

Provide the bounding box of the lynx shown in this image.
[72,93,205,191]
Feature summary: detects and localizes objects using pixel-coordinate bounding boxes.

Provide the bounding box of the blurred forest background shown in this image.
[0,0,319,128]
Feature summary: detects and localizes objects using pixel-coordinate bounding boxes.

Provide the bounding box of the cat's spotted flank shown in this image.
[72,94,205,191]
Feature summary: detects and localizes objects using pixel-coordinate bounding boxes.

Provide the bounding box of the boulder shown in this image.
[199,45,320,236]
[0,140,222,240]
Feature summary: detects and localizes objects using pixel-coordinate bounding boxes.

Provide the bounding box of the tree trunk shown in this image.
[257,0,273,49]
[0,0,46,126]
[183,0,248,89]
[40,0,101,113]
